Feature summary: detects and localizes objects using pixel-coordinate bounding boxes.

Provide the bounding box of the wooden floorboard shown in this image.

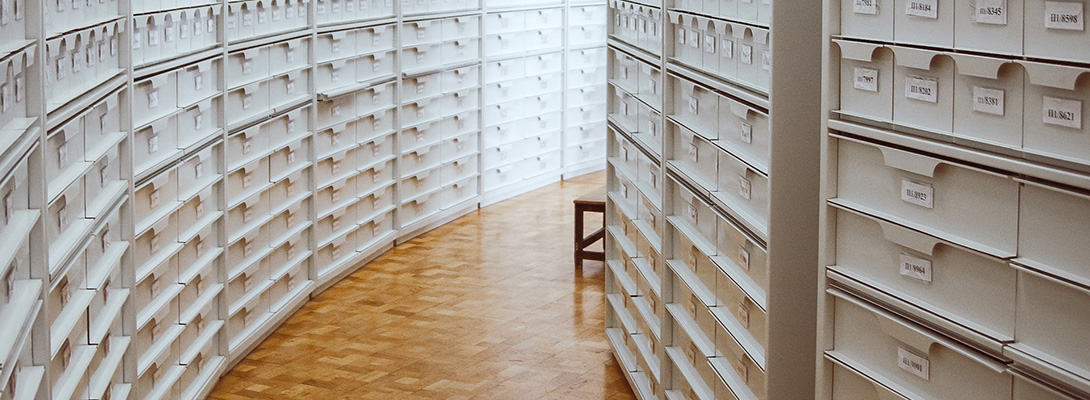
[209,171,637,399]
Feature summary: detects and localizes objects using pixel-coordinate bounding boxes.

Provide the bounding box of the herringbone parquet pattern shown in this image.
[209,172,637,399]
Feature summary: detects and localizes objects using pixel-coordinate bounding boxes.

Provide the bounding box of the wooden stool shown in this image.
[574,186,607,269]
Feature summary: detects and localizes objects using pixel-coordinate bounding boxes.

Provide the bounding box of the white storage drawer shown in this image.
[402,20,443,47]
[568,84,608,108]
[440,176,478,208]
[566,121,607,146]
[1025,1,1090,63]
[482,143,522,170]
[134,72,179,128]
[357,81,396,116]
[441,89,479,117]
[569,66,607,89]
[134,169,180,231]
[400,121,443,154]
[226,80,271,126]
[226,191,270,241]
[442,111,479,139]
[226,157,271,206]
[828,360,904,400]
[1017,182,1090,287]
[400,144,442,179]
[891,46,955,134]
[483,58,525,84]
[357,50,397,83]
[441,39,480,66]
[525,52,564,76]
[357,184,394,222]
[669,123,718,190]
[571,5,607,26]
[402,73,442,103]
[565,138,605,166]
[950,54,1024,149]
[835,40,895,122]
[833,137,1019,258]
[316,58,358,93]
[519,149,562,179]
[401,169,443,201]
[714,151,769,238]
[402,44,443,73]
[569,24,607,47]
[838,0,894,41]
[832,207,1017,343]
[521,131,563,157]
[482,163,521,191]
[178,146,218,199]
[315,149,359,187]
[442,16,480,39]
[670,75,719,139]
[827,290,1013,400]
[401,97,441,128]
[485,11,526,34]
[484,100,524,126]
[894,0,954,48]
[718,96,770,173]
[227,125,270,171]
[484,80,523,105]
[441,133,478,163]
[357,159,395,196]
[359,133,396,167]
[524,72,564,98]
[441,155,477,184]
[180,97,222,150]
[357,210,394,251]
[316,30,357,63]
[1022,62,1090,165]
[442,66,480,93]
[315,202,358,245]
[270,38,311,76]
[269,69,310,108]
[269,106,310,147]
[568,47,608,70]
[401,191,442,227]
[227,47,270,89]
[668,178,717,247]
[354,107,396,144]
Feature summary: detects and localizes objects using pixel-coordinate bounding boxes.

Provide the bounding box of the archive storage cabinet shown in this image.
[604,0,822,398]
[822,1,1090,399]
[2,0,609,398]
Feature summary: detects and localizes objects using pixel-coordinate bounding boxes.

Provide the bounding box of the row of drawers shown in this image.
[132,6,220,68]
[314,0,395,24]
[135,57,220,129]
[0,0,28,49]
[45,88,124,203]
[403,16,480,47]
[0,45,33,133]
[44,20,125,111]
[399,0,478,16]
[315,24,394,63]
[133,95,223,176]
[672,0,772,27]
[609,82,663,158]
[835,39,1090,166]
[224,0,311,44]
[484,28,565,59]
[226,67,310,128]
[828,135,1090,387]
[485,7,566,35]
[668,74,769,174]
[134,0,220,14]
[46,0,121,38]
[611,48,662,111]
[840,0,1090,63]
[608,0,663,57]
[670,11,772,95]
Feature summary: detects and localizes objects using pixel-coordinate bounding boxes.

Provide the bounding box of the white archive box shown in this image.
[839,0,894,41]
[0,151,31,231]
[178,147,218,204]
[828,361,906,400]
[525,72,564,97]
[441,111,478,140]
[610,86,639,132]
[718,96,769,174]
[317,59,356,94]
[314,148,359,187]
[268,229,309,277]
[638,152,663,201]
[268,105,311,147]
[669,12,705,69]
[359,132,396,165]
[402,20,443,47]
[84,90,123,153]
[357,81,396,115]
[482,142,521,170]
[525,7,563,30]
[226,80,271,126]
[485,11,526,35]
[401,168,443,200]
[356,24,396,54]
[948,53,1025,148]
[565,138,605,166]
[568,84,607,109]
[481,162,520,190]
[571,5,607,26]
[441,89,479,117]
[520,149,563,179]
[133,168,180,232]
[483,58,525,84]
[527,28,564,52]
[316,30,357,63]
[267,195,309,241]
[132,212,178,273]
[569,47,608,71]
[715,150,769,238]
[832,137,1019,258]
[356,107,396,143]
[357,183,394,221]
[567,121,608,146]
[176,220,217,280]
[484,33,523,58]
[46,180,88,259]
[314,230,357,277]
[953,0,1024,55]
[0,46,35,132]
[226,48,271,90]
[402,44,443,73]
[671,75,719,139]
[315,201,358,247]
[132,253,179,328]
[314,122,357,159]
[226,156,271,206]
[357,50,397,83]
[567,103,607,127]
[891,46,955,134]
[442,66,480,93]
[268,255,307,312]
[227,125,270,171]
[526,91,563,116]
[226,284,270,349]
[402,73,442,103]
[180,97,222,149]
[400,121,442,153]
[826,290,1013,400]
[484,80,522,105]
[357,210,394,251]
[134,72,179,129]
[317,92,357,128]
[668,177,717,246]
[315,176,359,216]
[442,38,480,66]
[401,97,441,128]
[671,218,718,296]
[270,68,310,109]
[357,159,395,196]
[225,223,270,283]
[44,118,86,193]
[570,24,608,48]
[269,138,309,180]
[443,16,481,40]
[1021,61,1090,165]
[835,40,895,122]
[401,190,443,226]
[521,131,562,158]
[670,122,718,190]
[1025,0,1090,63]
[440,176,478,208]
[637,63,662,110]
[831,206,1017,344]
[177,190,218,265]
[1017,181,1090,287]
[440,154,478,184]
[894,0,954,48]
[226,191,270,241]
[401,143,443,178]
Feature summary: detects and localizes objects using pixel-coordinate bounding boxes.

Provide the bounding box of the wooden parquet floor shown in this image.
[209,172,637,400]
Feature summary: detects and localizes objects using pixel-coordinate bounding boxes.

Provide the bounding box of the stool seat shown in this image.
[574,186,607,269]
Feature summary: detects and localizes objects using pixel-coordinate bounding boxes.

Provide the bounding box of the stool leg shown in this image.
[574,205,584,269]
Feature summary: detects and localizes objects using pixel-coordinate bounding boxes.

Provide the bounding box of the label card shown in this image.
[854,0,879,15]
[735,358,750,383]
[1045,1,1084,30]
[688,96,699,115]
[722,39,734,59]
[739,246,751,270]
[898,347,931,380]
[1043,96,1083,129]
[901,179,935,209]
[972,86,1005,116]
[975,0,1008,25]
[905,75,938,103]
[735,302,750,328]
[688,143,699,163]
[906,0,939,18]
[148,134,160,153]
[741,44,753,65]
[688,30,701,49]
[741,122,753,143]
[687,203,698,222]
[738,176,752,200]
[854,67,879,92]
[900,252,934,282]
[705,35,716,54]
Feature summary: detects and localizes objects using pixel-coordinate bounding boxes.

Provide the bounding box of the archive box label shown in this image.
[975,0,1008,25]
[901,179,934,209]
[853,0,879,15]
[898,347,930,380]
[899,252,933,282]
[972,86,1005,116]
[854,68,879,92]
[1045,1,1084,30]
[906,0,938,18]
[905,75,938,103]
[1043,96,1083,129]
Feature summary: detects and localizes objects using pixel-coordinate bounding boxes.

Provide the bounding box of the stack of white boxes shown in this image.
[221,0,314,369]
[2,0,611,398]
[130,0,227,397]
[39,0,134,398]
[0,0,48,397]
[824,1,1090,399]
[564,2,608,177]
